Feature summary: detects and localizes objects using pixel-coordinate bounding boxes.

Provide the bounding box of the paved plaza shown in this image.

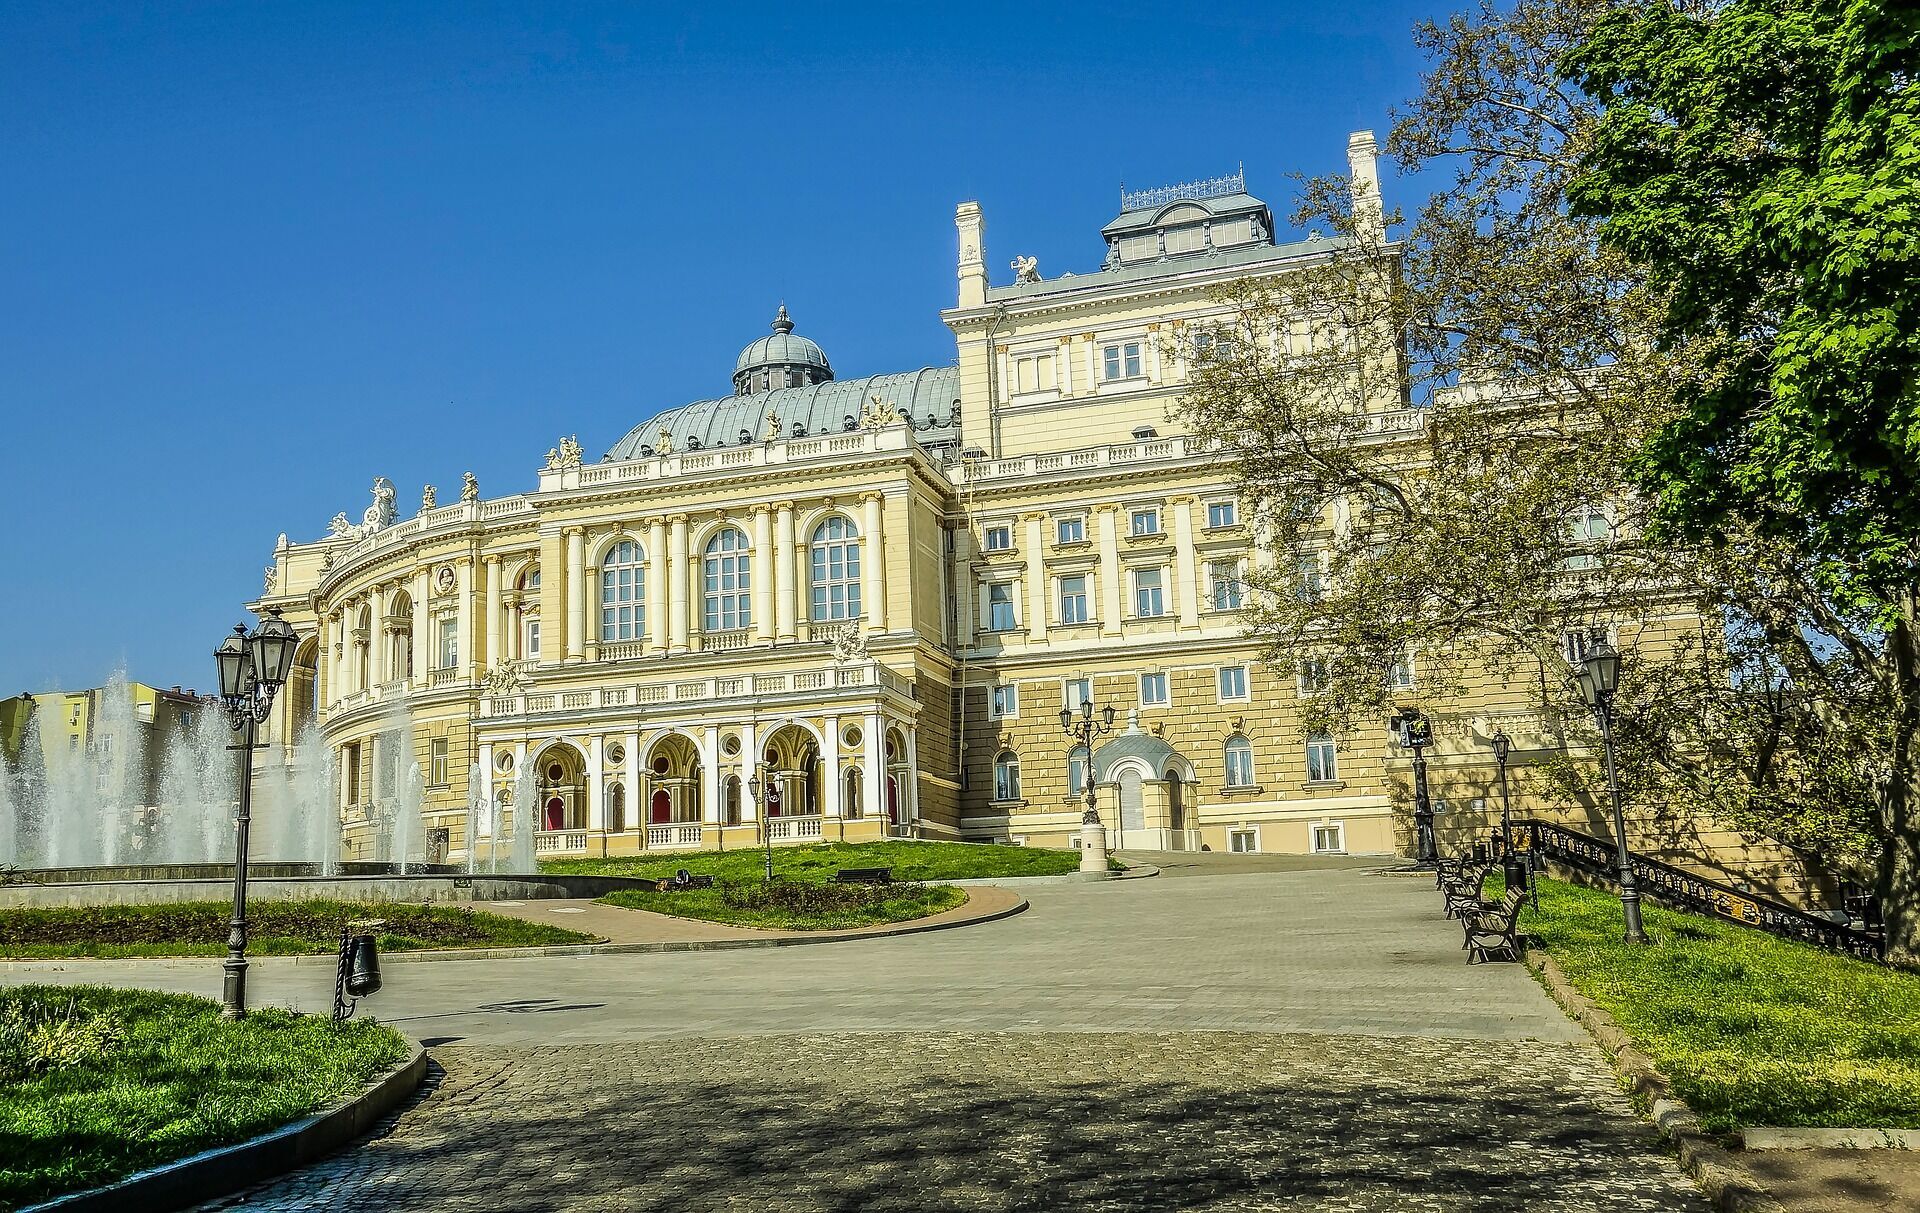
[5,859,1712,1210]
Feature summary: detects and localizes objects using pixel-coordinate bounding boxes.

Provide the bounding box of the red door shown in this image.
[651,789,671,824]
[886,775,899,825]
[544,796,564,831]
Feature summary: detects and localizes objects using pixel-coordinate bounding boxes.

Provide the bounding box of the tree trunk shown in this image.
[1880,590,1920,969]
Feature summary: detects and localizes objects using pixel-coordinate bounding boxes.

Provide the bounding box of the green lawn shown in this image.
[544,839,1112,883]
[600,880,969,932]
[1519,875,1920,1132]
[0,985,409,1209]
[0,899,593,960]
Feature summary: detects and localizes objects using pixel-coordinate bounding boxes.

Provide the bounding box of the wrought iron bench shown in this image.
[657,868,715,891]
[833,866,894,885]
[1463,889,1526,963]
[1442,865,1495,919]
[1434,855,1469,891]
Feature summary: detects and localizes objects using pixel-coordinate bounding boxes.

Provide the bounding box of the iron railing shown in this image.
[1516,819,1884,961]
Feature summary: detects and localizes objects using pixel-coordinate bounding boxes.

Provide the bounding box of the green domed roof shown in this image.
[734,305,832,379]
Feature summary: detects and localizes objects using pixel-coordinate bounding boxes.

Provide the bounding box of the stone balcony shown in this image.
[476,658,914,721]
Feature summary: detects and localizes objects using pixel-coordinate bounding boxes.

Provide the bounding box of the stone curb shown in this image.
[1523,950,1786,1213]
[22,1035,428,1213]
[269,890,1033,964]
[1741,1126,1920,1150]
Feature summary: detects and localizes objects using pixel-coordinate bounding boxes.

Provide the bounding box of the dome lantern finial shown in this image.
[772,303,794,335]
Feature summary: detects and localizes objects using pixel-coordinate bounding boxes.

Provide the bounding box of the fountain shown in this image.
[464,762,483,875]
[388,760,423,876]
[0,742,17,871]
[153,706,234,864]
[510,757,537,873]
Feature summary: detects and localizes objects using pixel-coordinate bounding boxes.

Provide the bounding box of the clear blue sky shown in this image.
[0,0,1443,695]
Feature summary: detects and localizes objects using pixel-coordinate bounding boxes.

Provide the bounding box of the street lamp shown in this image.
[1059,699,1117,875]
[1394,708,1437,864]
[1578,634,1647,944]
[1489,728,1528,900]
[747,767,781,883]
[213,608,299,1019]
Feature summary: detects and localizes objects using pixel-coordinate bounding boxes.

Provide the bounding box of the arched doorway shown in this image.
[1117,765,1146,843]
[645,733,701,825]
[606,782,626,833]
[531,742,586,832]
[761,724,821,818]
[884,727,910,827]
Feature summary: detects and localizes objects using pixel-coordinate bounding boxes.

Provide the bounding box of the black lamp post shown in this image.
[1059,699,1117,874]
[1395,708,1437,863]
[1578,635,1648,944]
[213,608,299,1019]
[1490,728,1528,898]
[748,767,781,883]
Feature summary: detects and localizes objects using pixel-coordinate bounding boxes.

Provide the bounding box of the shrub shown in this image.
[0,996,125,1081]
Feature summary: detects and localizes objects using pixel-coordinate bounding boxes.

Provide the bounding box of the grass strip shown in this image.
[1520,875,1920,1132]
[0,984,408,1209]
[0,899,594,959]
[600,879,968,931]
[545,838,1111,883]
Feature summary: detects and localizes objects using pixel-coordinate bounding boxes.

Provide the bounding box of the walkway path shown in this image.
[6,858,1713,1210]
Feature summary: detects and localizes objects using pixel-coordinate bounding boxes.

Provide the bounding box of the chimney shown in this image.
[956,201,987,308]
[1347,130,1385,244]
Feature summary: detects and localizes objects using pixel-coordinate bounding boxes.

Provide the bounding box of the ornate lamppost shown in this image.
[1490,728,1528,899]
[747,767,781,883]
[212,609,299,1019]
[1395,708,1437,864]
[1059,699,1117,875]
[1578,635,1648,944]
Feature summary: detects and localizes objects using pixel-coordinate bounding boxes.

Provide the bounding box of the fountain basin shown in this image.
[0,867,653,909]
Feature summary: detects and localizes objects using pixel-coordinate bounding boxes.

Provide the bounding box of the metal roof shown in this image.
[604,366,961,461]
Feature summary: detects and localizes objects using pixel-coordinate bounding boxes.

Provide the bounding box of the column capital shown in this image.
[484,553,502,568]
[1020,510,1046,523]
[1170,493,1199,506]
[751,503,772,517]
[860,491,883,506]
[668,512,689,526]
[564,525,586,538]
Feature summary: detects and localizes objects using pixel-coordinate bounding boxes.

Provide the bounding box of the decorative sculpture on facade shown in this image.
[461,471,479,504]
[327,477,397,541]
[542,437,585,473]
[418,484,436,515]
[655,427,675,455]
[860,397,903,431]
[829,623,868,664]
[263,564,278,594]
[762,410,782,443]
[480,660,534,695]
[1011,255,1040,283]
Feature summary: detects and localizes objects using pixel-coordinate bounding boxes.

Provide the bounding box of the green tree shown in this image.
[1564,0,1920,962]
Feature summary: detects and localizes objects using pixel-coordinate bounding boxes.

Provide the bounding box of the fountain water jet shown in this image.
[510,757,536,873]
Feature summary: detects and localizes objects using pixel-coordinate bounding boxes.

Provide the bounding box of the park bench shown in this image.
[1463,889,1526,963]
[1434,855,1469,891]
[1442,865,1494,920]
[833,866,894,885]
[657,869,715,891]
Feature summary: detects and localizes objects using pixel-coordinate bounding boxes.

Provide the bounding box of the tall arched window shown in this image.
[809,516,862,621]
[844,767,864,818]
[599,539,646,641]
[703,528,752,631]
[993,751,1021,802]
[1066,745,1090,796]
[1224,735,1255,787]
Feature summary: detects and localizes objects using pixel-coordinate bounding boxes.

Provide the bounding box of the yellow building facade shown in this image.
[245,133,1806,890]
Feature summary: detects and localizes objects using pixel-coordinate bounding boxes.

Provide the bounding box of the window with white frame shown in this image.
[989,683,1019,719]
[809,516,862,621]
[1294,550,1325,603]
[1306,733,1339,783]
[702,527,753,631]
[1102,341,1143,381]
[1139,671,1169,707]
[1311,822,1346,853]
[1229,827,1258,853]
[1563,627,1609,665]
[1209,559,1246,610]
[1224,735,1255,787]
[1298,657,1330,694]
[1206,500,1238,528]
[436,616,458,669]
[983,524,1013,552]
[993,751,1022,801]
[1056,516,1086,544]
[429,737,448,787]
[1011,351,1057,395]
[1218,664,1249,702]
[1563,506,1610,571]
[1066,745,1089,795]
[1130,507,1161,537]
[1058,574,1090,624]
[599,539,646,641]
[1064,677,1093,711]
[524,617,541,660]
[1386,645,1415,689]
[1133,567,1166,617]
[986,582,1017,631]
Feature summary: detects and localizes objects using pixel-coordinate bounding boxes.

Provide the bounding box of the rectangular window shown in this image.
[984,525,1013,552]
[1207,500,1237,528]
[1130,507,1161,536]
[1563,628,1608,665]
[437,617,458,669]
[989,683,1018,719]
[1225,741,1256,788]
[525,618,541,660]
[1311,822,1346,853]
[1139,671,1169,707]
[1564,507,1610,571]
[1103,341,1143,381]
[1229,827,1258,854]
[1295,551,1324,603]
[1307,736,1339,783]
[1058,574,1090,624]
[1387,647,1414,689]
[1064,677,1093,711]
[1133,568,1166,618]
[429,738,448,787]
[1210,560,1246,610]
[1298,657,1329,695]
[994,759,1021,803]
[987,582,1017,631]
[1218,665,1249,702]
[1056,516,1086,545]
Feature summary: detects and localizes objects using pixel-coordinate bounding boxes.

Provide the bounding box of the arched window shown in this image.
[724,775,742,825]
[843,766,864,819]
[1224,735,1255,787]
[809,516,862,621]
[607,782,626,833]
[702,528,752,631]
[1066,745,1089,796]
[993,751,1021,802]
[599,539,646,641]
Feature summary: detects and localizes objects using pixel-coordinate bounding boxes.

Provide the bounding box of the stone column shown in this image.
[412,569,430,683]
[483,556,502,672]
[861,493,885,630]
[903,727,920,825]
[740,720,760,824]
[863,710,886,828]
[456,558,475,680]
[684,515,704,651]
[583,555,600,660]
[1172,495,1200,630]
[752,505,775,643]
[1096,505,1123,636]
[370,585,389,685]
[647,518,668,655]
[774,504,796,641]
[1023,512,1046,642]
[701,726,722,826]
[821,714,842,820]
[477,742,495,846]
[565,528,585,662]
[585,737,604,832]
[667,514,689,654]
[328,613,344,705]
